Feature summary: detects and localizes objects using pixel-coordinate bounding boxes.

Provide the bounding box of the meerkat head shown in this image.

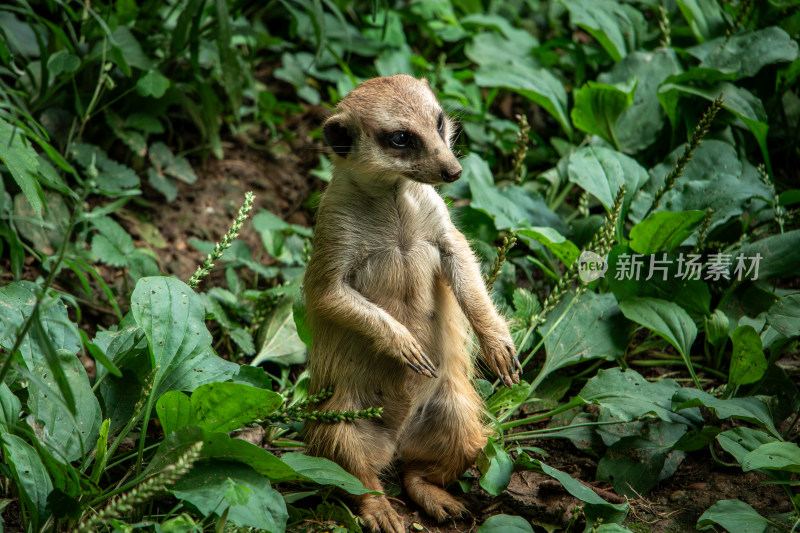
[322,75,462,185]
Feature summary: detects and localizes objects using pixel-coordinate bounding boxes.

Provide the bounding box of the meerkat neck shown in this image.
[333,164,424,201]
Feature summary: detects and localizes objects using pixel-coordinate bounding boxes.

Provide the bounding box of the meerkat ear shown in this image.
[323,115,352,158]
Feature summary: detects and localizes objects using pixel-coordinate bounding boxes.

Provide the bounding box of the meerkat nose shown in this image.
[441,167,462,183]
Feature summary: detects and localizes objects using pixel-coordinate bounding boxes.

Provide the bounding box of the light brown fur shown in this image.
[303,75,521,533]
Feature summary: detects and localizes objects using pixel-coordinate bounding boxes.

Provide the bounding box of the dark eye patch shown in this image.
[381,130,415,150]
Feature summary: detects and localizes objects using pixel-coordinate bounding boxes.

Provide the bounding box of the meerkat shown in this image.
[303,74,521,533]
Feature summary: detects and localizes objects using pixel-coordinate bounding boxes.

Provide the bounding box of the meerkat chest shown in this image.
[349,199,443,302]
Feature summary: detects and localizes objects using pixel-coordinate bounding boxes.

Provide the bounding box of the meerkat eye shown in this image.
[389,131,412,148]
[437,113,445,134]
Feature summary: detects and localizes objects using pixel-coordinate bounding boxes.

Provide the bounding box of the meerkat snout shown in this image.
[441,164,462,183]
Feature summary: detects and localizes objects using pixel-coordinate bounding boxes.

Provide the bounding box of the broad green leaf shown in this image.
[131,277,238,396]
[566,146,649,212]
[29,313,76,416]
[1,434,53,530]
[0,382,21,432]
[672,388,779,438]
[560,0,645,61]
[0,117,43,219]
[293,289,312,350]
[705,309,730,351]
[172,462,288,532]
[147,426,297,481]
[628,211,705,255]
[580,368,703,427]
[478,514,534,533]
[571,80,636,150]
[91,217,136,267]
[597,49,683,152]
[465,32,537,68]
[618,297,698,385]
[717,427,778,466]
[532,292,626,389]
[697,499,770,532]
[741,442,800,473]
[596,421,687,497]
[477,440,513,496]
[474,64,571,135]
[187,382,282,433]
[69,143,140,193]
[676,0,726,42]
[729,326,767,386]
[767,295,800,338]
[486,381,531,415]
[47,50,80,75]
[27,350,102,463]
[688,27,798,80]
[738,229,800,280]
[537,460,628,523]
[658,82,769,165]
[463,154,567,233]
[252,296,308,367]
[14,191,68,255]
[136,70,170,98]
[281,453,377,496]
[156,391,193,435]
[0,281,81,371]
[516,227,580,267]
[606,247,711,319]
[631,141,770,232]
[148,142,197,184]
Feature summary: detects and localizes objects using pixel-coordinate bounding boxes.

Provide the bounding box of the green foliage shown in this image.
[1,0,799,531]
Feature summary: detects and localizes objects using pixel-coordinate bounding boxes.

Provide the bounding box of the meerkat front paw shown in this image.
[360,495,405,533]
[392,328,437,378]
[480,324,522,387]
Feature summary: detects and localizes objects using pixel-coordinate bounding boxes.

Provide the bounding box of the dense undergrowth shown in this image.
[1,0,799,532]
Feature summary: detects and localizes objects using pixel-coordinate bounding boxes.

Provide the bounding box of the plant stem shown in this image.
[628,359,727,379]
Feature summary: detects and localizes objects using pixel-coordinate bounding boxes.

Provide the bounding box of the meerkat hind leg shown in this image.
[399,377,486,522]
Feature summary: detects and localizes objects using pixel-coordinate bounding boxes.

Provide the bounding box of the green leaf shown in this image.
[27,349,102,463]
[463,154,567,233]
[0,281,81,371]
[187,382,282,433]
[47,50,80,75]
[697,499,770,532]
[477,440,513,496]
[767,295,800,338]
[474,64,571,135]
[596,421,687,497]
[618,297,698,385]
[136,70,170,98]
[91,217,136,267]
[628,211,706,255]
[229,328,256,355]
[741,441,800,473]
[90,419,110,483]
[672,389,779,438]
[537,460,628,523]
[280,453,377,495]
[688,27,798,80]
[0,117,43,219]
[252,296,308,367]
[516,227,580,267]
[148,142,197,184]
[131,277,238,396]
[716,427,778,465]
[0,382,21,432]
[1,434,53,530]
[676,0,726,42]
[533,292,626,389]
[172,461,288,532]
[571,80,636,150]
[729,326,767,386]
[705,309,730,351]
[155,391,193,435]
[70,143,140,193]
[631,141,769,232]
[566,146,649,212]
[738,229,800,280]
[658,82,769,165]
[597,49,683,152]
[580,368,703,426]
[560,0,645,61]
[478,514,534,533]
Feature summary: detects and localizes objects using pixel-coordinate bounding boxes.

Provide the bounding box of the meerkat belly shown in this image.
[352,239,440,323]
